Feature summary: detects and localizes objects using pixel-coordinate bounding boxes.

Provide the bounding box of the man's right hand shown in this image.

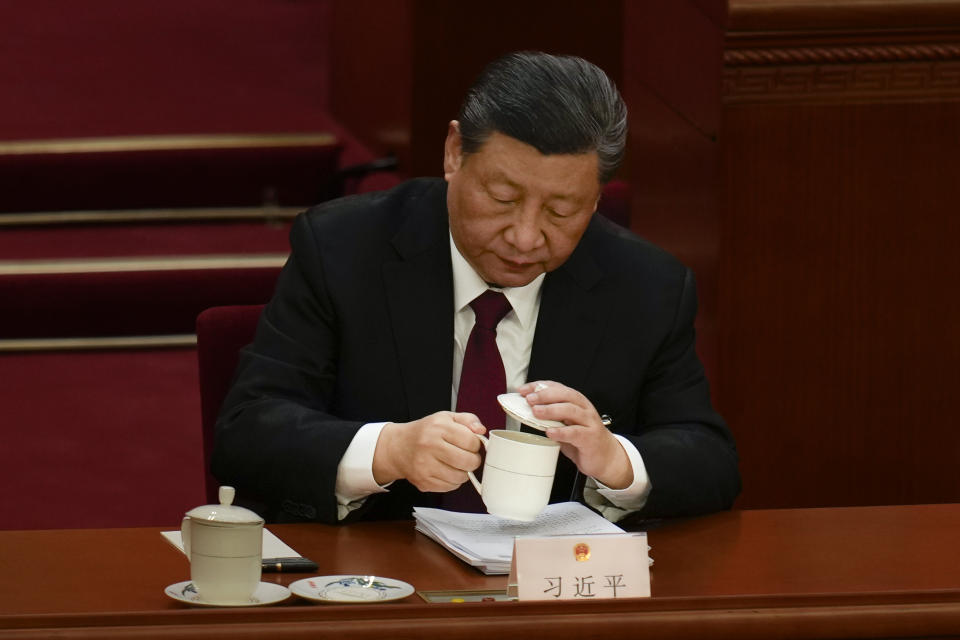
[372,412,486,492]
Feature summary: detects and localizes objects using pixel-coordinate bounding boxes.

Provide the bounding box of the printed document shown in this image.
[413,502,626,574]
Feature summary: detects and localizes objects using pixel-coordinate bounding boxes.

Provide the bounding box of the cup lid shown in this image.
[498,392,565,431]
[184,486,264,524]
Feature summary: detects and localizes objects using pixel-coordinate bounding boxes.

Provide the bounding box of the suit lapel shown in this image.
[529,225,611,503]
[528,232,610,391]
[382,189,454,421]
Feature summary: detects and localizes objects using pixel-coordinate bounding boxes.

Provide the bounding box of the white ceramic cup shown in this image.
[467,429,561,521]
[181,487,263,604]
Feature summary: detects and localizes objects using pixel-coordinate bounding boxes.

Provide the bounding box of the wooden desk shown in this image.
[2,504,959,639]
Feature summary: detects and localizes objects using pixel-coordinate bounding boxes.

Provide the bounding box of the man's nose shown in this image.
[505,204,545,252]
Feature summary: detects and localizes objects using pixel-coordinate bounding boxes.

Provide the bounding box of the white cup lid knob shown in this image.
[219,486,236,506]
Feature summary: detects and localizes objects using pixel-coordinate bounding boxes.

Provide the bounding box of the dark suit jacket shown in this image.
[212,178,740,524]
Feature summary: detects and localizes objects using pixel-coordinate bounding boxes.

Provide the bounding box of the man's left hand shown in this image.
[517,380,633,489]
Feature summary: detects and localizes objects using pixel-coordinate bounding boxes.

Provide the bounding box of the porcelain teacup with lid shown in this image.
[181,486,264,604]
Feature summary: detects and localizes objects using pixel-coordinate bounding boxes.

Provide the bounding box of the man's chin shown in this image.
[484,267,542,288]
[468,254,546,288]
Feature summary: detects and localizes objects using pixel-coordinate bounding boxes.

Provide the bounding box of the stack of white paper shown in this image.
[413,502,626,575]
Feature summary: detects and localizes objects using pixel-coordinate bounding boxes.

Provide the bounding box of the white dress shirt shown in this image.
[333,234,651,521]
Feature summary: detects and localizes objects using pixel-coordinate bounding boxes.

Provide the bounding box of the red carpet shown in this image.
[0,220,291,260]
[1,347,206,530]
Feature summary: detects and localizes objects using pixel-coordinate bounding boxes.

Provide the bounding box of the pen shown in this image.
[261,557,319,573]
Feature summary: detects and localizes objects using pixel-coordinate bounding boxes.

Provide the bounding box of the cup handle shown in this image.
[180,516,191,561]
[466,433,489,495]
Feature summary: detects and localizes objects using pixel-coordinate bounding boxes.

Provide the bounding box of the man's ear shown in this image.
[443,121,463,180]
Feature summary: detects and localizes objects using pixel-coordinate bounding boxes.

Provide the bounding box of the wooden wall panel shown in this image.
[331,0,414,171]
[720,0,960,509]
[623,0,727,386]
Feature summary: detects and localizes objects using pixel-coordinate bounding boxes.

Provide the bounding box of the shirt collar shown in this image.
[450,233,544,330]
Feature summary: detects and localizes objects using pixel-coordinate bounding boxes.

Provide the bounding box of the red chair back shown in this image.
[598,180,630,228]
[196,304,264,503]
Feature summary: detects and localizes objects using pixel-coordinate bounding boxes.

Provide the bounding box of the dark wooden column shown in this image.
[330,0,622,178]
[622,1,728,385]
[719,0,960,509]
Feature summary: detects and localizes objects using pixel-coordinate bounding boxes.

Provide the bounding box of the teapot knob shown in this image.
[218,486,236,506]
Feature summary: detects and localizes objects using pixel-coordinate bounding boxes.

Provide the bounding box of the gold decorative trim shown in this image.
[726,43,960,67]
[723,60,960,103]
[0,133,337,156]
[0,334,197,352]
[0,254,288,276]
[0,207,302,227]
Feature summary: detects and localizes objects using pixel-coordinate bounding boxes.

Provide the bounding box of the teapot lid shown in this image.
[185,486,264,524]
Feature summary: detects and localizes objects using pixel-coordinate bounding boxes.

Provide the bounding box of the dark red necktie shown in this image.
[456,290,513,427]
[440,290,512,512]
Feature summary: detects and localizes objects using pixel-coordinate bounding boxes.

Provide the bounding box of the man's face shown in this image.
[444,122,601,288]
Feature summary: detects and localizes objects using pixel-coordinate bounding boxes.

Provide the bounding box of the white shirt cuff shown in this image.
[583,434,651,522]
[335,422,392,516]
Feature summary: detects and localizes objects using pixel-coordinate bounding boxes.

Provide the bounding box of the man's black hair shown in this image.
[457,51,627,183]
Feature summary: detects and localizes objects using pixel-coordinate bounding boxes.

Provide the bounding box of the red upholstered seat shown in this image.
[0,221,288,338]
[0,134,344,213]
[0,131,399,339]
[196,305,264,503]
[598,179,630,228]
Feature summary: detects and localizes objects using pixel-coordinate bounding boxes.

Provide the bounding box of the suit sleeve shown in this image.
[627,267,741,518]
[211,213,364,524]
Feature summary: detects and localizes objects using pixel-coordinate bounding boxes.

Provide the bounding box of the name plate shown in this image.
[508,533,650,601]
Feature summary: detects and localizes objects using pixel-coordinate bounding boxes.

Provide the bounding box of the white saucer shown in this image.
[498,392,565,431]
[289,575,415,603]
[164,581,290,607]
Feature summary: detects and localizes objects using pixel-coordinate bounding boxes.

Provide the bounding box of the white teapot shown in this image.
[181,486,263,604]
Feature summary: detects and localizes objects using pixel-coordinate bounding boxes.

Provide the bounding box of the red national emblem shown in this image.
[574,542,591,562]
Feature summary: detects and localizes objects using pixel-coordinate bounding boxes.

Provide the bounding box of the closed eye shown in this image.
[546,206,574,218]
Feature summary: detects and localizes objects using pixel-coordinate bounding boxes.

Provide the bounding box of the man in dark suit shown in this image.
[212,52,740,524]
